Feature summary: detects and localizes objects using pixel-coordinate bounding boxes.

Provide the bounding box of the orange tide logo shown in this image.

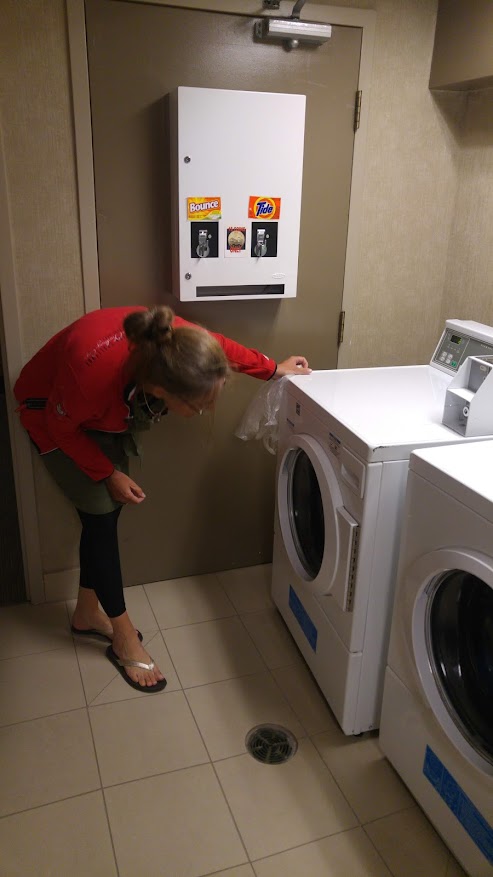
[248,196,281,220]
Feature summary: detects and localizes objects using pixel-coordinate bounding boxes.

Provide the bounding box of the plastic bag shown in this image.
[235,376,289,455]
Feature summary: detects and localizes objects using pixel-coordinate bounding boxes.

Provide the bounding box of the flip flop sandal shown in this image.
[71,626,143,644]
[105,645,167,693]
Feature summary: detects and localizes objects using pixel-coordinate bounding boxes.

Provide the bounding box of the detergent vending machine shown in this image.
[169,86,306,301]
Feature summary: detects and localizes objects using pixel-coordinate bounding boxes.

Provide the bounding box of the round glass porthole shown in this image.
[287,449,325,579]
[426,570,493,765]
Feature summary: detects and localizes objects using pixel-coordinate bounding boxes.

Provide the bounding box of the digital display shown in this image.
[450,334,462,344]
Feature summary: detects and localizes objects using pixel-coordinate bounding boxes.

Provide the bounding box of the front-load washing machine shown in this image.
[379,441,493,876]
[272,320,493,735]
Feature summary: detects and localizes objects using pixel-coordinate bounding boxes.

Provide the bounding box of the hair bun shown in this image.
[147,306,174,344]
[124,306,175,347]
[149,306,174,344]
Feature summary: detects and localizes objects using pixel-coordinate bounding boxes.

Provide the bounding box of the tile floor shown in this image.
[0,564,467,877]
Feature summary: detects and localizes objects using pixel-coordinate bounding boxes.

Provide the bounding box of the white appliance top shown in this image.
[410,441,493,524]
[287,366,493,463]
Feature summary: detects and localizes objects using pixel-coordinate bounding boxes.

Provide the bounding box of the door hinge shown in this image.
[354,90,362,132]
[337,310,345,346]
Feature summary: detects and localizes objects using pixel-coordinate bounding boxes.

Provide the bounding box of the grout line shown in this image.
[181,666,305,702]
[159,611,275,689]
[266,665,316,739]
[234,611,273,673]
[142,570,239,621]
[0,703,88,732]
[182,687,215,764]
[0,638,76,662]
[95,790,121,877]
[62,600,72,626]
[247,825,371,869]
[306,745,361,828]
[197,861,255,877]
[236,605,310,679]
[156,610,241,633]
[137,584,161,631]
[160,609,240,632]
[71,614,121,876]
[94,760,217,793]
[65,603,120,877]
[71,620,96,711]
[0,788,104,823]
[180,665,285,691]
[84,692,121,875]
[209,759,252,867]
[361,822,400,877]
[155,628,186,690]
[361,801,417,827]
[101,787,121,877]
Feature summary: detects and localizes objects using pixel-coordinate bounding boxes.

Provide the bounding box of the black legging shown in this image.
[77,507,126,618]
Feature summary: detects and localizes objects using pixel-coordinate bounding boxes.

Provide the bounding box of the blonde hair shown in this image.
[123,306,230,401]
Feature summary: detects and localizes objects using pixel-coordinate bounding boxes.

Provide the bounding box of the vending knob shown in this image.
[254,228,268,257]
[196,229,210,258]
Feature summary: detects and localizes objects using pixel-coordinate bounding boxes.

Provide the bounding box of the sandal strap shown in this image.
[115,656,155,671]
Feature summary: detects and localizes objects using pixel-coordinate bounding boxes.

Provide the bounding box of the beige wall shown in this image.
[0,0,84,356]
[344,4,491,369]
[340,0,466,367]
[439,88,493,325]
[1,0,492,587]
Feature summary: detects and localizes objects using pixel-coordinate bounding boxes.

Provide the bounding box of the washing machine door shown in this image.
[277,433,359,610]
[409,549,493,774]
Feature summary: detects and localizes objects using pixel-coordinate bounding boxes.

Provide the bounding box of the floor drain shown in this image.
[245,724,298,765]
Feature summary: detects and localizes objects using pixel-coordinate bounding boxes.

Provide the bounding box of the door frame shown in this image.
[0,127,44,603]
[67,0,375,361]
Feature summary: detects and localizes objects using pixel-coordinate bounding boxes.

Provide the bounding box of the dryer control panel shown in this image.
[431,320,493,375]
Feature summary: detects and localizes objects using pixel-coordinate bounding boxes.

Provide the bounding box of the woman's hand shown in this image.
[105,470,146,504]
[275,356,311,378]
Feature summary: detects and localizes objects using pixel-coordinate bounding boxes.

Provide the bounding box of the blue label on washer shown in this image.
[289,586,318,652]
[423,746,493,864]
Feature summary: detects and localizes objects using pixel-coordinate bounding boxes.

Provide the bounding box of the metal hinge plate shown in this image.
[338,310,345,346]
[354,90,362,132]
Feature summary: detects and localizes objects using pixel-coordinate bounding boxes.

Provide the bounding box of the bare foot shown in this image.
[71,606,114,639]
[111,631,166,688]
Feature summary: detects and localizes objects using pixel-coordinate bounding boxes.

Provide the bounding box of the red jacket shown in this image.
[14,306,277,481]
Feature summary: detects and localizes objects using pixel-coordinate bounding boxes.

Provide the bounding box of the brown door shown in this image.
[85,1,362,584]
